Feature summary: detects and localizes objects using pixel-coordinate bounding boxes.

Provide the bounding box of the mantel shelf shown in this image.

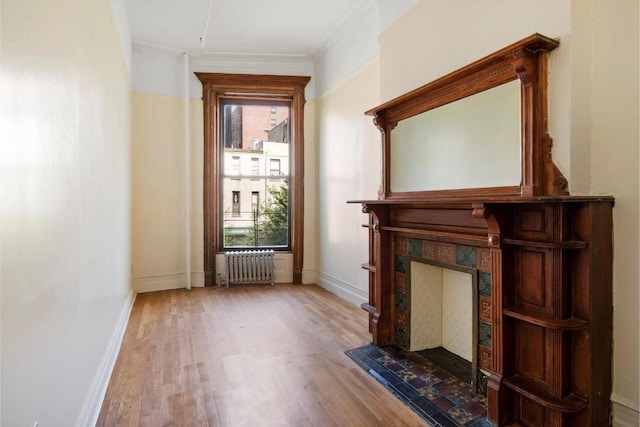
[380,226,487,245]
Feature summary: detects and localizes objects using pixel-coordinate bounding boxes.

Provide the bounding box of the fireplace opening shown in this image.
[408,260,478,390]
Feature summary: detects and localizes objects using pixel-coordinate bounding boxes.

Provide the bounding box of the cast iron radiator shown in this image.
[222,250,275,288]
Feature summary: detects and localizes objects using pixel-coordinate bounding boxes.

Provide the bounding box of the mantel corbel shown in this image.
[472,203,502,248]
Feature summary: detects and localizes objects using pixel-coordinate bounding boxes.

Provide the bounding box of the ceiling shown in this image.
[126,0,376,57]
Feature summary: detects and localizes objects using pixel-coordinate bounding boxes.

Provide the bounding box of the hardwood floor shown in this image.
[97,284,428,426]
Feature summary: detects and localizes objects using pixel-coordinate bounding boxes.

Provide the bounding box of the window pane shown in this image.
[222,179,289,247]
[221,101,290,249]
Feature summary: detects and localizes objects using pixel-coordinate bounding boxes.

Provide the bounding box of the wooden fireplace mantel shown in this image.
[349,196,613,426]
[349,34,614,427]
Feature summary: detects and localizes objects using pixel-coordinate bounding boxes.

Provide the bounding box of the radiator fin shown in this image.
[223,250,275,288]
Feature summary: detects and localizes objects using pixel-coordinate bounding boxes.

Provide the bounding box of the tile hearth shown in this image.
[346,344,491,427]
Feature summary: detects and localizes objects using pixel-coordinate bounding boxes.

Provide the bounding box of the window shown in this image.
[232,191,240,216]
[269,158,281,176]
[270,118,277,127]
[197,73,310,285]
[220,100,290,249]
[231,156,240,175]
[251,192,260,217]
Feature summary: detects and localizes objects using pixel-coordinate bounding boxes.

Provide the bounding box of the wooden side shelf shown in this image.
[502,238,587,249]
[503,306,588,331]
[360,303,379,317]
[503,375,588,413]
[361,263,376,272]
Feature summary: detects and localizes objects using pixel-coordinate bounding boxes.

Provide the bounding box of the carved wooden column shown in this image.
[360,204,392,345]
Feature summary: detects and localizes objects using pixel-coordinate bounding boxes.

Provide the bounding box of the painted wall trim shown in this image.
[316,271,367,307]
[134,273,205,293]
[612,400,640,427]
[75,290,136,427]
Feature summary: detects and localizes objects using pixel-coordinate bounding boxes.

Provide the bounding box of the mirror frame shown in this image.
[366,33,567,200]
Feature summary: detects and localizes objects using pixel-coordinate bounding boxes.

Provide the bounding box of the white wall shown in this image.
[0,0,134,425]
[314,0,639,424]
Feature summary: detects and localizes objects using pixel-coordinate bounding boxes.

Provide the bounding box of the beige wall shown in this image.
[590,0,639,420]
[315,58,381,304]
[1,0,133,425]
[133,93,316,289]
[315,0,638,422]
[132,92,189,291]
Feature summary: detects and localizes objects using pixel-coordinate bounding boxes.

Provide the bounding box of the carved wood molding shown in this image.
[365,33,564,200]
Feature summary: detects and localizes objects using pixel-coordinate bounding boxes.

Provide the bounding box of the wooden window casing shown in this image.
[196,73,310,286]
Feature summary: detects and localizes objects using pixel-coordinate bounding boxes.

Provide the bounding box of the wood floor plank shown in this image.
[97,284,429,427]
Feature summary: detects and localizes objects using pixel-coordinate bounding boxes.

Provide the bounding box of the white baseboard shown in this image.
[76,290,136,427]
[316,271,367,307]
[612,398,640,427]
[134,272,205,293]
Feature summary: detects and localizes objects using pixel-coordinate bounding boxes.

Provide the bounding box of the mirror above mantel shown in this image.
[366,33,568,200]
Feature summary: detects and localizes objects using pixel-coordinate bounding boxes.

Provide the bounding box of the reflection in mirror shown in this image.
[390,79,521,192]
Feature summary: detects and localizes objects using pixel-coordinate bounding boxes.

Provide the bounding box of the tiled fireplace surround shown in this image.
[394,237,493,396]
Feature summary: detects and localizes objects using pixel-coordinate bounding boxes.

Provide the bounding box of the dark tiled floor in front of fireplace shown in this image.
[346,345,491,427]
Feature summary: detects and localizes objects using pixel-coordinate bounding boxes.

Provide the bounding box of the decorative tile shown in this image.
[437,243,457,264]
[434,381,477,405]
[345,345,488,427]
[456,245,477,268]
[433,396,456,411]
[408,376,429,389]
[396,369,419,382]
[469,419,494,427]
[431,412,462,427]
[478,321,492,349]
[395,237,408,256]
[479,296,492,323]
[395,254,407,274]
[447,401,485,425]
[479,346,492,372]
[396,309,407,329]
[476,371,489,397]
[422,241,437,259]
[478,271,492,297]
[417,385,442,400]
[395,291,407,310]
[477,248,492,272]
[386,362,405,372]
[396,327,408,349]
[409,238,422,257]
[395,272,407,292]
[378,355,398,367]
[408,364,429,376]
